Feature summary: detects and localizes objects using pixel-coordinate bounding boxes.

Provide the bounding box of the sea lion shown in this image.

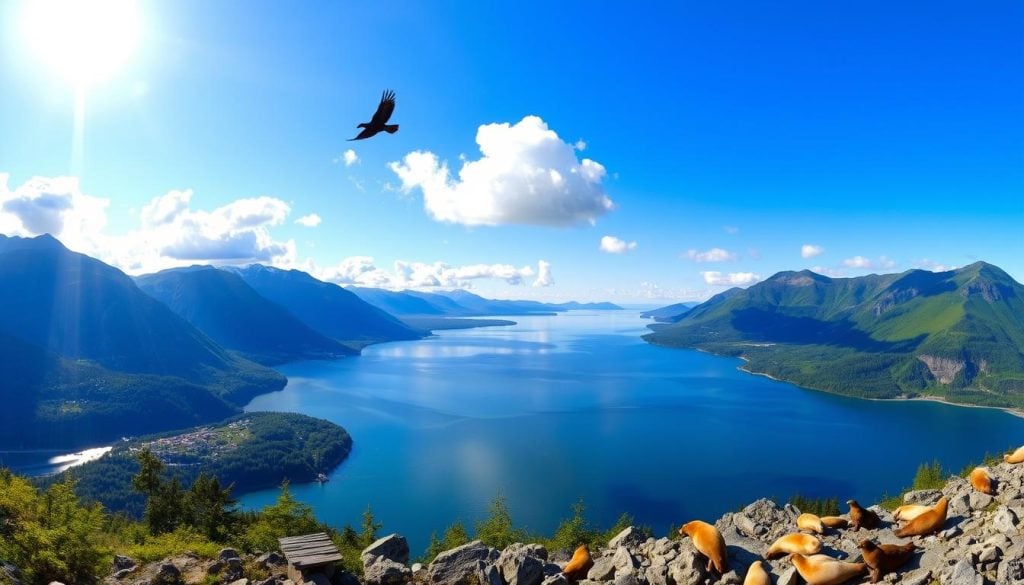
[846,500,880,530]
[969,467,994,494]
[561,544,594,581]
[680,520,729,574]
[892,504,931,523]
[1004,445,1024,464]
[797,513,824,534]
[857,539,916,583]
[790,553,867,585]
[819,516,849,529]
[764,533,822,559]
[743,560,770,585]
[894,496,948,537]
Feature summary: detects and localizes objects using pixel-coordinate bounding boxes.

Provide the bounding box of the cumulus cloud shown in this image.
[878,255,897,270]
[811,266,846,277]
[341,149,359,166]
[685,247,737,262]
[801,244,824,258]
[0,174,109,253]
[388,115,614,227]
[533,260,554,287]
[295,213,322,227]
[318,256,552,290]
[842,255,873,269]
[599,235,637,254]
[701,271,761,286]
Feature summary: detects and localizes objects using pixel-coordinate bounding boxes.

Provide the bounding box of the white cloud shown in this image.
[574,139,587,151]
[318,257,551,290]
[842,255,873,269]
[341,149,359,166]
[801,244,824,258]
[599,235,637,254]
[878,255,898,270]
[701,271,761,287]
[915,259,957,272]
[295,213,322,227]
[533,260,554,287]
[0,174,109,254]
[388,115,614,227]
[685,247,737,262]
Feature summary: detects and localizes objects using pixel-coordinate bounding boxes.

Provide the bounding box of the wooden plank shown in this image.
[279,533,331,545]
[289,547,341,559]
[294,554,343,568]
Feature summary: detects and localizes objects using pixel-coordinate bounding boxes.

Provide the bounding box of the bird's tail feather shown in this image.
[384,124,399,134]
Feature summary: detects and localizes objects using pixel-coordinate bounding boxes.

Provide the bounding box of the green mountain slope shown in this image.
[0,235,285,448]
[227,265,424,348]
[644,262,1024,407]
[136,266,354,365]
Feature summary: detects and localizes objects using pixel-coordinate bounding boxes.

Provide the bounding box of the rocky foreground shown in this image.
[30,458,1020,585]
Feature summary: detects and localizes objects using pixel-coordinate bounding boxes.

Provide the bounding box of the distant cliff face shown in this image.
[645,262,1024,407]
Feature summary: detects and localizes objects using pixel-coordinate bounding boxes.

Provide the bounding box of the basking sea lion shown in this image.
[680,520,729,574]
[892,504,930,524]
[819,516,849,529]
[743,560,770,585]
[790,553,866,585]
[857,539,916,583]
[969,467,994,494]
[894,496,948,537]
[561,544,594,581]
[764,533,822,559]
[797,513,824,534]
[846,500,880,530]
[1004,445,1024,464]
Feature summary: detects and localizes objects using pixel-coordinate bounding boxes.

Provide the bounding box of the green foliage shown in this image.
[911,460,947,490]
[475,494,527,550]
[188,473,238,541]
[237,481,328,553]
[0,470,108,585]
[116,525,222,563]
[788,494,841,516]
[546,500,596,553]
[959,452,1004,477]
[361,505,383,547]
[422,521,471,563]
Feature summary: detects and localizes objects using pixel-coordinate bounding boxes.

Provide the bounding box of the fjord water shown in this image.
[240,311,1024,554]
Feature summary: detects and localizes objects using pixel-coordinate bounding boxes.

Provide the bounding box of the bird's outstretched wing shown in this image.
[369,90,396,126]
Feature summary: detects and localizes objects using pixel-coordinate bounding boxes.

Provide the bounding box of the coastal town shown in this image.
[128,418,252,464]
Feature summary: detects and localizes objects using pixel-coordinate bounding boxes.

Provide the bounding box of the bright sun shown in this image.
[22,0,141,87]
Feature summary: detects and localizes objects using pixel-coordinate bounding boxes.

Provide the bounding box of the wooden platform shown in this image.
[279,532,343,569]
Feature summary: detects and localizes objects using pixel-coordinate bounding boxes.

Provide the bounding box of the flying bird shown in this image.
[349,89,399,140]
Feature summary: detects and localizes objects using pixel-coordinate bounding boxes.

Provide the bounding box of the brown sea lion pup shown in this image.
[743,560,771,585]
[894,496,948,537]
[561,544,594,581]
[819,515,848,529]
[789,553,867,585]
[857,539,916,583]
[969,467,995,494]
[892,504,930,523]
[1004,445,1024,464]
[846,500,880,530]
[797,512,824,534]
[680,520,729,574]
[764,533,822,559]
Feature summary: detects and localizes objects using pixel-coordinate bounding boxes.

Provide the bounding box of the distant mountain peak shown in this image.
[766,269,831,285]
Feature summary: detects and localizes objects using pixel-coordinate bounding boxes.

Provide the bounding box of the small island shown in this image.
[47,412,352,517]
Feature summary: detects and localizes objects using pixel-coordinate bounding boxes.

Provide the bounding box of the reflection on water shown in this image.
[3,445,113,476]
[239,311,1024,555]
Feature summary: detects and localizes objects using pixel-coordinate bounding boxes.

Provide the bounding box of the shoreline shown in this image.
[730,353,1024,420]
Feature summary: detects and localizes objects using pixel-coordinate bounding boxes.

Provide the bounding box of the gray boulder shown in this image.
[363,558,412,585]
[541,575,568,585]
[363,534,411,566]
[947,559,983,585]
[997,557,1024,585]
[612,547,638,572]
[427,540,495,585]
[255,552,285,568]
[608,527,646,551]
[218,548,241,562]
[227,579,249,585]
[113,555,137,572]
[497,543,547,585]
[153,562,181,585]
[903,490,943,505]
[992,506,1019,533]
[586,557,615,582]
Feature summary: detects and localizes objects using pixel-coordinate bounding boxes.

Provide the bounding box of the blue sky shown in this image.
[1,0,1021,301]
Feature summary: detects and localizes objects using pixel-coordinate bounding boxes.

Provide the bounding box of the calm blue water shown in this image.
[239,311,1024,555]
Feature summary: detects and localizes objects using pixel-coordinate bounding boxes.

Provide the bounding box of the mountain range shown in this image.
[0,235,284,448]
[347,286,622,317]
[640,302,699,323]
[644,262,1024,407]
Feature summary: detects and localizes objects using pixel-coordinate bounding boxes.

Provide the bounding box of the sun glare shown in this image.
[22,0,141,87]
